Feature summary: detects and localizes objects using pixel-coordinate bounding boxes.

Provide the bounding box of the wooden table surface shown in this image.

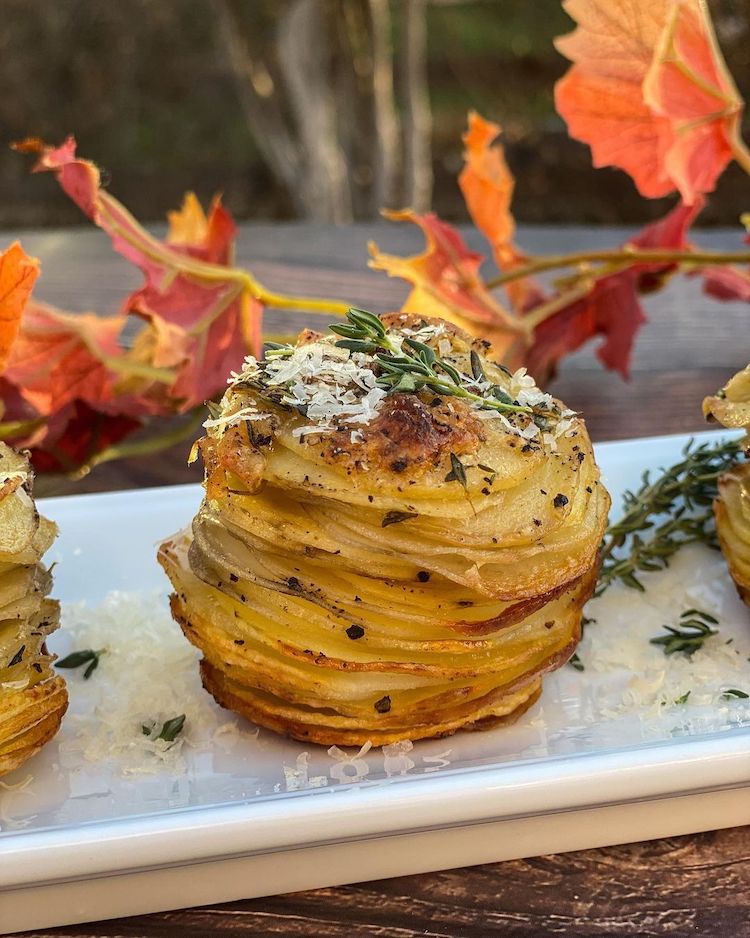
[6,222,750,937]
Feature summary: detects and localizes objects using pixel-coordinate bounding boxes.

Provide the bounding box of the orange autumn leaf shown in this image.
[3,301,129,418]
[167,191,237,265]
[167,191,211,247]
[555,0,748,204]
[458,112,546,313]
[368,209,526,357]
[459,112,516,266]
[644,1,747,201]
[0,299,146,469]
[0,242,40,373]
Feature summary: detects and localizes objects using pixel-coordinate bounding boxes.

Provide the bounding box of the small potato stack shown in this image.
[0,443,67,775]
[159,311,610,745]
[704,365,750,602]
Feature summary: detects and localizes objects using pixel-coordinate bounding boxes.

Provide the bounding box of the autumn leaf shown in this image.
[368,209,525,357]
[23,137,257,410]
[555,0,749,205]
[167,191,237,265]
[459,112,516,267]
[458,112,545,313]
[695,215,750,302]
[3,138,349,474]
[701,265,750,302]
[525,272,646,384]
[0,242,39,374]
[526,199,701,382]
[23,402,141,476]
[3,301,125,417]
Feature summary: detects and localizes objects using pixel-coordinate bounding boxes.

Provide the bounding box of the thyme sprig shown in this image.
[650,609,719,656]
[330,308,556,421]
[596,437,742,595]
[55,647,106,679]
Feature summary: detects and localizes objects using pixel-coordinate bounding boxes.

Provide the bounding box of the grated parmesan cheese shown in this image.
[0,468,28,489]
[57,592,250,776]
[216,324,575,450]
[574,544,750,729]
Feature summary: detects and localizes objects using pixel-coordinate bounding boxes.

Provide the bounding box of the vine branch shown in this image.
[484,247,750,290]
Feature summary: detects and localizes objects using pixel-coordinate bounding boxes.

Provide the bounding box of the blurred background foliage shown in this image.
[2,0,750,227]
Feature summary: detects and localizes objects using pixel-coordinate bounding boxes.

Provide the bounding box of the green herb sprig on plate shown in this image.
[56,648,105,679]
[596,437,742,595]
[650,609,719,657]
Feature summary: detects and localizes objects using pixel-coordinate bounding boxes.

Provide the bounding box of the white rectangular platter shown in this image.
[1,430,749,933]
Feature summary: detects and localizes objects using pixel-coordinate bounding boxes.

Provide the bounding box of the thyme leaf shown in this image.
[650,609,719,657]
[382,510,419,528]
[142,714,187,742]
[721,688,749,699]
[596,438,742,595]
[470,349,485,382]
[445,452,468,489]
[158,714,186,741]
[55,648,105,679]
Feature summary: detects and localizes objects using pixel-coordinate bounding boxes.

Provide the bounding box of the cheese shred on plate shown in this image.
[579,544,750,728]
[57,592,247,776]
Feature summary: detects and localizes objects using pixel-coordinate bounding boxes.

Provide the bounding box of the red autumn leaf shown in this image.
[24,401,141,475]
[525,272,646,383]
[458,112,545,313]
[526,200,701,381]
[0,298,162,463]
[0,242,39,374]
[555,0,748,205]
[629,196,705,286]
[701,266,750,302]
[3,301,125,418]
[25,137,257,410]
[368,209,525,357]
[696,218,750,302]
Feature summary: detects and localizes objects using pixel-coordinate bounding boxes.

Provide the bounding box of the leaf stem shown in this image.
[68,407,206,480]
[485,248,750,290]
[100,193,350,319]
[0,417,47,441]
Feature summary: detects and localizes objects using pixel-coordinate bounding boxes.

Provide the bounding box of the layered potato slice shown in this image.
[0,444,67,775]
[713,464,750,603]
[159,312,610,745]
[704,366,750,602]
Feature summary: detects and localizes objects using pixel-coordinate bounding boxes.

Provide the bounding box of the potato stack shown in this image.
[0,443,67,775]
[160,312,610,745]
[704,365,750,602]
